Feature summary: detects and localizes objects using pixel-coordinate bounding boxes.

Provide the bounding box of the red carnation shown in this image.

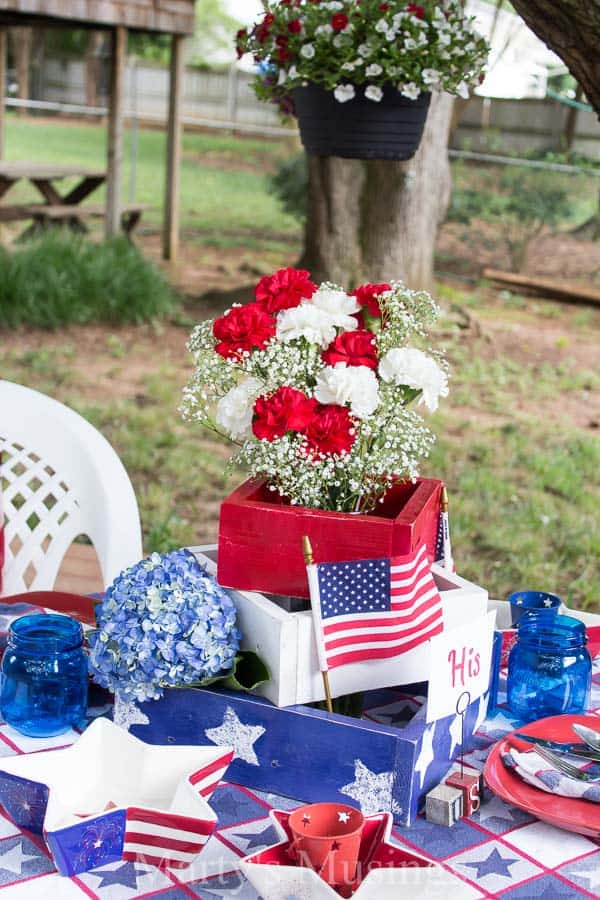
[352,282,391,318]
[213,302,275,360]
[322,330,378,370]
[331,12,349,30]
[252,386,318,441]
[288,18,302,33]
[254,267,317,314]
[304,404,356,457]
[406,3,425,18]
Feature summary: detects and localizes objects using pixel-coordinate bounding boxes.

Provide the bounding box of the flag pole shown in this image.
[441,486,454,572]
[302,535,333,714]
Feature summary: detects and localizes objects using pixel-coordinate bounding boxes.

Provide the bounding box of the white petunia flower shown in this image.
[379,348,449,411]
[277,69,287,86]
[342,62,356,71]
[334,83,356,103]
[438,31,451,46]
[404,37,417,50]
[375,18,389,33]
[315,363,380,419]
[365,63,383,77]
[422,68,440,86]
[357,42,372,56]
[311,286,360,318]
[315,24,333,36]
[300,43,315,59]
[324,0,343,8]
[400,81,420,100]
[365,85,383,102]
[215,376,264,440]
[456,80,470,99]
[288,65,298,78]
[333,34,345,48]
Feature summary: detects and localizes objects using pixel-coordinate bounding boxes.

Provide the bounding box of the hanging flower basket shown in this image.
[293,84,431,161]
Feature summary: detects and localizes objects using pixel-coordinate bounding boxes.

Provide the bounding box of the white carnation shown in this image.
[365,85,383,102]
[379,348,449,411]
[300,43,315,59]
[400,81,420,100]
[275,305,337,348]
[334,83,356,103]
[215,376,264,440]
[311,286,360,319]
[314,363,380,419]
[365,63,383,77]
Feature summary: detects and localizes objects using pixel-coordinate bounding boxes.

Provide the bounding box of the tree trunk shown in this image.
[300,90,454,290]
[10,27,32,116]
[85,31,105,109]
[510,0,600,117]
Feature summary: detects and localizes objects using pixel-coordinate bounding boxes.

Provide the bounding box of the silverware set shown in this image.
[512,722,600,783]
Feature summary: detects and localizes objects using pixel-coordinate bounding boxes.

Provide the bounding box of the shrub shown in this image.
[447,166,572,271]
[0,231,179,329]
[268,152,308,222]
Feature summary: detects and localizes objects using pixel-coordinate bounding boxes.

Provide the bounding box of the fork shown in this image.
[534,745,600,782]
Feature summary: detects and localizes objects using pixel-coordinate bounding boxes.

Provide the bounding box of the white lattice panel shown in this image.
[0,437,83,593]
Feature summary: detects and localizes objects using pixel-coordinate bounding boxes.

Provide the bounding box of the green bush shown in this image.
[0,231,179,329]
[268,153,308,222]
[448,165,572,270]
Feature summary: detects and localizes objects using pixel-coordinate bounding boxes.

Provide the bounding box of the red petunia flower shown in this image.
[276,34,289,46]
[304,404,356,457]
[331,12,349,30]
[264,12,276,25]
[252,386,318,441]
[278,46,290,61]
[322,330,378,370]
[254,267,317,314]
[288,18,302,33]
[213,303,275,359]
[352,282,391,318]
[378,2,390,9]
[406,3,425,18]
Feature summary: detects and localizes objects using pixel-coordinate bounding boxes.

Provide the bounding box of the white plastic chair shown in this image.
[0,379,143,594]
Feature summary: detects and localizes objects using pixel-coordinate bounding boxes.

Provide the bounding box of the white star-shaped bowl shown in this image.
[240,809,474,899]
[0,717,233,876]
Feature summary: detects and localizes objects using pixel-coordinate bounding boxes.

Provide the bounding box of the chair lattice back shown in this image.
[1,436,83,593]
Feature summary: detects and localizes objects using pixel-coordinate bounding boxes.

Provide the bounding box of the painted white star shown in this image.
[205,706,265,767]
[112,695,150,732]
[473,694,489,733]
[337,811,351,823]
[0,841,38,874]
[448,713,463,756]
[93,839,103,848]
[543,598,553,607]
[340,759,393,816]
[414,724,436,789]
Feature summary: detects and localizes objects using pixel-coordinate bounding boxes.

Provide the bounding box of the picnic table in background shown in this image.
[0,162,148,238]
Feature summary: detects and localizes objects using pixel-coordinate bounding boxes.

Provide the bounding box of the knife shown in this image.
[512,733,600,761]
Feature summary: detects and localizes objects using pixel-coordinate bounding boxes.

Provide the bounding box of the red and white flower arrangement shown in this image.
[182,268,448,513]
[235,0,488,113]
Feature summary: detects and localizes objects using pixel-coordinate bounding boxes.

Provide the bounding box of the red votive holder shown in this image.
[288,802,364,889]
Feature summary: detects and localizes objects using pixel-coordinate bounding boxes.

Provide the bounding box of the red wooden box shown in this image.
[217,477,443,598]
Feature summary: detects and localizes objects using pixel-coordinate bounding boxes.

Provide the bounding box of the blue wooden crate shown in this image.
[121,638,500,828]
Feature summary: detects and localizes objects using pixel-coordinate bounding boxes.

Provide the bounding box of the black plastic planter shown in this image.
[293,84,431,161]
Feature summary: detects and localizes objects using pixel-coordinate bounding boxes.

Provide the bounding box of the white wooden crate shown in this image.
[192,545,488,708]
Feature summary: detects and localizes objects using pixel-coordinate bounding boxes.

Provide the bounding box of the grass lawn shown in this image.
[1,117,599,612]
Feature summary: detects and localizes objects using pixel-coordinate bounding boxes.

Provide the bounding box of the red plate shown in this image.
[484,713,600,838]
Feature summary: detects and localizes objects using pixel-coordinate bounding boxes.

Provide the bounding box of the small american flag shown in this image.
[122,749,232,869]
[310,543,444,671]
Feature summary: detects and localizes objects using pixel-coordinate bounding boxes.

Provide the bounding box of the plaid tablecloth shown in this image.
[0,659,598,898]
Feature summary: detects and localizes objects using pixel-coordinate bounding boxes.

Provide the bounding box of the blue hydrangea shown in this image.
[88,549,241,703]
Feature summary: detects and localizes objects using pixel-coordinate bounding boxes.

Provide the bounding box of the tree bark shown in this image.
[510,0,600,117]
[300,91,454,290]
[10,27,32,116]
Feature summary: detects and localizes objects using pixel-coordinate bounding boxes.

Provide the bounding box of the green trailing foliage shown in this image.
[0,232,179,329]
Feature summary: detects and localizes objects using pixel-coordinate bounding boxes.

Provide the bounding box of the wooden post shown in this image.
[163,33,185,262]
[0,29,6,159]
[105,26,126,238]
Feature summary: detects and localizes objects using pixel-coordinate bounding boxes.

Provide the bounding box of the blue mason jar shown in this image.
[0,614,88,737]
[507,613,591,722]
